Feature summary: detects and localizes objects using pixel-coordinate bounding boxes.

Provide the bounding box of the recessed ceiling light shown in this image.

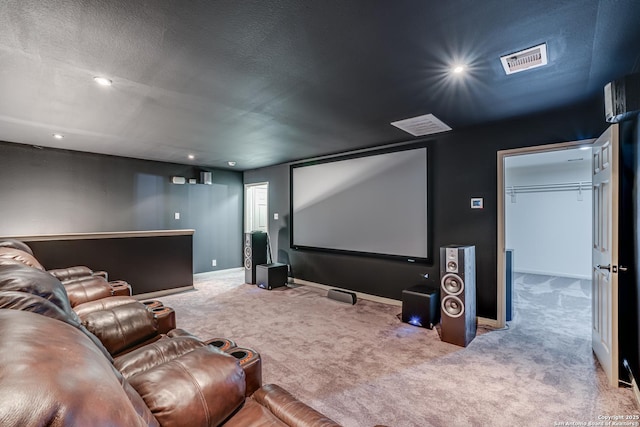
[452,65,465,74]
[227,161,236,167]
[188,154,195,160]
[52,133,64,139]
[93,76,112,86]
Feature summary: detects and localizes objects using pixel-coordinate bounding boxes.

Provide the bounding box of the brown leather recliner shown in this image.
[0,263,176,357]
[0,244,132,302]
[0,239,109,281]
[0,282,341,426]
[0,309,340,426]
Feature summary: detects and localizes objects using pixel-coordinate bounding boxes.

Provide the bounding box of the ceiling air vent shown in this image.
[390,113,451,136]
[500,43,548,75]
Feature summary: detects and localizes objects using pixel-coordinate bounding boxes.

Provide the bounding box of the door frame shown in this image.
[496,138,596,328]
[244,182,269,234]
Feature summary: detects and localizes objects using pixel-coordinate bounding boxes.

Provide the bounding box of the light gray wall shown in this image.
[0,141,243,273]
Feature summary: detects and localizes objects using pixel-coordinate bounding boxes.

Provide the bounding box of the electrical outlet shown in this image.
[274,213,279,220]
[212,259,217,267]
[174,212,180,220]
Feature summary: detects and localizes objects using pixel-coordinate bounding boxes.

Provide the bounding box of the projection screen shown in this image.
[291,146,428,262]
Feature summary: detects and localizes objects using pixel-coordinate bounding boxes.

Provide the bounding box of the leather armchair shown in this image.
[0,246,132,304]
[0,263,176,357]
[0,277,342,426]
[0,309,341,427]
[0,240,107,282]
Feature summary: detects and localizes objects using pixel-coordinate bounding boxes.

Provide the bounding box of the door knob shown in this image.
[596,264,611,271]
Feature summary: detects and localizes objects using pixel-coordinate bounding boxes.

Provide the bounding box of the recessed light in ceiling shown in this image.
[227,161,236,167]
[52,133,64,139]
[188,154,195,160]
[390,114,452,136]
[452,65,465,74]
[93,76,112,86]
[500,43,548,75]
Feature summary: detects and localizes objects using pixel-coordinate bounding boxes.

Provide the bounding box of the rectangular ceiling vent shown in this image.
[500,43,548,75]
[390,113,452,136]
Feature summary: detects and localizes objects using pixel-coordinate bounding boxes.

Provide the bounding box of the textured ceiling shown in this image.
[0,0,639,170]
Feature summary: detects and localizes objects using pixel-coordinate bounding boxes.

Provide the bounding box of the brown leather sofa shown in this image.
[0,263,341,426]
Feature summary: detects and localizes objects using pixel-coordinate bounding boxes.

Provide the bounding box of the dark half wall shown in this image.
[244,97,609,319]
[0,142,243,273]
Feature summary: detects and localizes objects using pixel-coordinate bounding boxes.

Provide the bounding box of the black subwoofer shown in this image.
[256,263,288,290]
[244,231,268,284]
[440,245,476,347]
[401,285,439,329]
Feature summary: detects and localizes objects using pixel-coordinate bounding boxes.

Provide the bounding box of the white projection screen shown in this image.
[291,146,428,262]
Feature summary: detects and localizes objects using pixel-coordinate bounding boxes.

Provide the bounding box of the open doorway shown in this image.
[504,147,592,336]
[496,139,595,328]
[245,182,269,234]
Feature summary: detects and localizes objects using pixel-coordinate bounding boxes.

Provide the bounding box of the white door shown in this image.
[592,124,619,387]
[253,186,269,232]
[244,183,269,233]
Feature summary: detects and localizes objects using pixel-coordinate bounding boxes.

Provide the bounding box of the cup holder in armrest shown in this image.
[109,280,131,297]
[143,300,164,309]
[150,306,175,334]
[205,338,237,352]
[226,347,262,396]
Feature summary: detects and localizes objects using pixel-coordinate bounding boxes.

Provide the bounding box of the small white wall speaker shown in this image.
[201,171,212,185]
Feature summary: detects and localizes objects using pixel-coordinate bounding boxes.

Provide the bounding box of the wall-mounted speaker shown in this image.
[244,231,268,284]
[440,245,476,347]
[200,171,212,185]
[605,72,640,123]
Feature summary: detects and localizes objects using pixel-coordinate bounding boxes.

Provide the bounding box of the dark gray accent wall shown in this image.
[245,97,610,319]
[0,142,243,273]
[618,113,640,384]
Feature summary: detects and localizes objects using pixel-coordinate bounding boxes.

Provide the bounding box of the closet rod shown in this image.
[506,181,591,194]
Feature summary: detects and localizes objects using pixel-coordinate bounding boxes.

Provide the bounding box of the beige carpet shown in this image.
[157,269,638,427]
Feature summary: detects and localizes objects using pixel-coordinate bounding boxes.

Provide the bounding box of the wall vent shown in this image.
[500,43,548,75]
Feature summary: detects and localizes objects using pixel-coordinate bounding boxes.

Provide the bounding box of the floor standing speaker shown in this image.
[440,245,476,347]
[244,231,268,284]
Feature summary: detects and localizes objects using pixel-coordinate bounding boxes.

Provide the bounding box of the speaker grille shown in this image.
[442,295,465,318]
